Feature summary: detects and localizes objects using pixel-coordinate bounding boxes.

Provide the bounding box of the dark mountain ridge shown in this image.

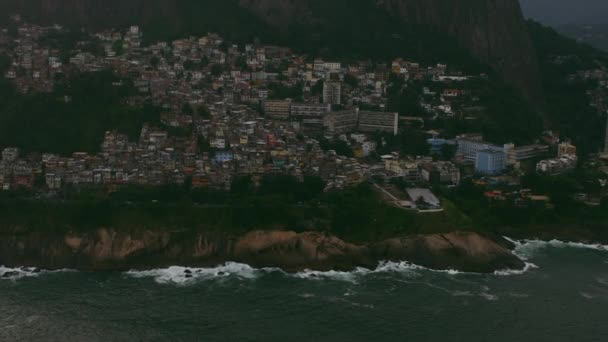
[1,0,542,101]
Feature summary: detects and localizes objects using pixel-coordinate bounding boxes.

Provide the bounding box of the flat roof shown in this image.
[406,188,441,207]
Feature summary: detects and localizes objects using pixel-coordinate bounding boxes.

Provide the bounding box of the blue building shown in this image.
[475,149,506,175]
[214,151,234,164]
[427,138,447,154]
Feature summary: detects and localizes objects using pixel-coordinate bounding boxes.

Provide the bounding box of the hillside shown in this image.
[1,0,541,101]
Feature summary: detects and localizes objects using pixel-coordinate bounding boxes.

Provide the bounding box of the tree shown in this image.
[150,56,160,68]
[0,54,12,74]
[211,64,224,77]
[197,106,211,118]
[231,176,254,195]
[197,136,211,153]
[344,74,359,87]
[181,103,194,115]
[112,40,125,56]
[320,138,353,157]
[311,80,324,95]
[440,143,457,160]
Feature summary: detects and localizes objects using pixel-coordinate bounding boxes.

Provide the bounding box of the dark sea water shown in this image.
[1,239,607,342]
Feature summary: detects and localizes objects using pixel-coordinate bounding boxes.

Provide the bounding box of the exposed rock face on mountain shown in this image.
[2,0,541,100]
[0,228,524,273]
[239,0,542,101]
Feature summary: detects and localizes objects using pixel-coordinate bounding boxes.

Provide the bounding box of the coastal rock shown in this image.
[233,231,373,271]
[371,232,525,273]
[0,229,523,273]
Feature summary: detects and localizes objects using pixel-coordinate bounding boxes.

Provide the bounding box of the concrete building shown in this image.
[385,159,420,182]
[456,136,501,163]
[505,144,549,167]
[323,82,342,105]
[324,109,358,136]
[476,149,506,175]
[291,103,331,122]
[420,161,461,185]
[1,148,19,162]
[263,99,291,120]
[358,111,399,136]
[291,102,331,131]
[537,155,578,175]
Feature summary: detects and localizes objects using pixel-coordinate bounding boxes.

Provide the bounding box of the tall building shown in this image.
[323,82,342,105]
[476,149,506,175]
[455,136,502,163]
[324,109,358,136]
[291,103,331,123]
[291,102,331,133]
[358,111,399,136]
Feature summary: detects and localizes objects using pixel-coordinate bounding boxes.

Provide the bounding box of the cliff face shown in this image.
[0,229,524,273]
[380,0,542,101]
[3,0,541,100]
[239,0,542,101]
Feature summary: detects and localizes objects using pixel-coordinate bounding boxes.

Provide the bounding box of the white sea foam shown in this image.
[480,292,499,301]
[504,236,608,260]
[125,257,536,286]
[292,268,369,283]
[494,262,539,276]
[125,262,280,285]
[0,266,72,280]
[292,262,469,283]
[374,261,463,275]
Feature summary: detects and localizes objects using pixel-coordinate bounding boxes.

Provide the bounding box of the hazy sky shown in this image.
[520,0,608,26]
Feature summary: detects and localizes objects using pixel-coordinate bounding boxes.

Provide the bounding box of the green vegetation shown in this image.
[528,20,608,155]
[0,53,11,74]
[0,71,160,155]
[439,173,608,241]
[0,176,469,242]
[1,170,607,242]
[267,82,303,101]
[319,138,354,157]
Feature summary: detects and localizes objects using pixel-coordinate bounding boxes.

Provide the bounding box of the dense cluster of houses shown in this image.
[1,18,604,208]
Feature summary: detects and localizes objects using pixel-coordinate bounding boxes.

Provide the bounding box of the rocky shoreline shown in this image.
[0,229,525,273]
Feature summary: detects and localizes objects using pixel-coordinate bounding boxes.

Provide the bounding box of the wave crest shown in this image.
[504,237,608,260]
[125,262,281,285]
[0,266,72,280]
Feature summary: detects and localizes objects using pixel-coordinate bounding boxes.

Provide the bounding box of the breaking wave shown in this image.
[125,263,282,285]
[291,262,466,283]
[494,262,539,276]
[125,259,536,285]
[504,237,608,260]
[0,266,72,280]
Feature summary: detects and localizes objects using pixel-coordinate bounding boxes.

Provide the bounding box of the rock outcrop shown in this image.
[0,228,524,273]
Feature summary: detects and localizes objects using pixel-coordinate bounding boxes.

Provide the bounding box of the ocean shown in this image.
[0,239,607,342]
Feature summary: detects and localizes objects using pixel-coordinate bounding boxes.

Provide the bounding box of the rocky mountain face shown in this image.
[2,0,541,100]
[239,0,542,101]
[0,228,524,273]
